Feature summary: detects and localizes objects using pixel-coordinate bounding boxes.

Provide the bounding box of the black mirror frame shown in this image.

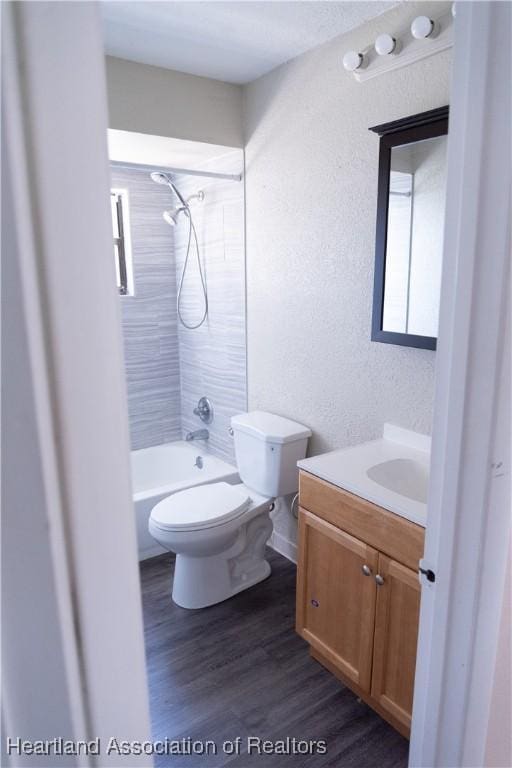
[369,106,449,351]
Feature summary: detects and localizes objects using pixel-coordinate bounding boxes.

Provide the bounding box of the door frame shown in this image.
[410,2,511,766]
[3,1,510,766]
[2,2,152,762]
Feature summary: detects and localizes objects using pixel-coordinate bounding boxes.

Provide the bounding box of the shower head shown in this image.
[163,207,188,227]
[162,210,176,227]
[150,171,169,185]
[150,171,188,207]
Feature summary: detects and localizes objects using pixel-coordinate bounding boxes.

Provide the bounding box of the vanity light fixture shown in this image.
[344,7,452,81]
[411,15,435,40]
[343,50,364,72]
[374,33,397,56]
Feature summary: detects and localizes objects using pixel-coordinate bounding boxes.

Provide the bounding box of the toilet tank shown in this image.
[231,411,312,497]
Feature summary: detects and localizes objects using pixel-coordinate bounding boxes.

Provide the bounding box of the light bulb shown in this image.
[374,33,397,55]
[343,50,364,72]
[411,16,435,39]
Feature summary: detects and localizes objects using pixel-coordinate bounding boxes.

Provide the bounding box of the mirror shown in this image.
[370,107,449,350]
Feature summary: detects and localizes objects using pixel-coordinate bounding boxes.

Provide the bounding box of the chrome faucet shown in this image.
[186,428,209,441]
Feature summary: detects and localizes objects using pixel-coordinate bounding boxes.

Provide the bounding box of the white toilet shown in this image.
[148,411,311,609]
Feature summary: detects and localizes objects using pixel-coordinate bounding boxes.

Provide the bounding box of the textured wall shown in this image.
[243,1,451,556]
[105,56,243,148]
[174,150,247,462]
[112,165,182,450]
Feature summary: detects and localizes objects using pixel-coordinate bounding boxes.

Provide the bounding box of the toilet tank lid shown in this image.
[231,411,312,445]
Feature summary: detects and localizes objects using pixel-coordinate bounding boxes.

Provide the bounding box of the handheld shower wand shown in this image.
[150,171,208,330]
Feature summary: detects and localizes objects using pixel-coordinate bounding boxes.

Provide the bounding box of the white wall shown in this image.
[105,55,243,148]
[243,1,451,553]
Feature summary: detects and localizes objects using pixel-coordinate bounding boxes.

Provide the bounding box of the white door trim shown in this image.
[2,6,91,759]
[410,3,511,766]
[3,2,152,762]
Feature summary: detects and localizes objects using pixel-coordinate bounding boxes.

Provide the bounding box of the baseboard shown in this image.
[138,544,166,561]
[268,530,297,564]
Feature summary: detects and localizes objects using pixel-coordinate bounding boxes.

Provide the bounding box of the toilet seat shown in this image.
[150,482,251,532]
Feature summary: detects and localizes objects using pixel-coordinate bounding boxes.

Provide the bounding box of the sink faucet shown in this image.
[186,428,209,441]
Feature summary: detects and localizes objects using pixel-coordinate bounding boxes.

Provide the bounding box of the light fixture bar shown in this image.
[343,6,453,83]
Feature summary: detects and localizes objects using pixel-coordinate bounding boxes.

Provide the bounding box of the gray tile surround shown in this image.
[113,153,246,459]
[174,151,247,462]
[112,165,181,450]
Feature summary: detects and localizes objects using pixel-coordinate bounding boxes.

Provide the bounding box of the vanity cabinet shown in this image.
[296,510,379,692]
[296,471,424,738]
[370,554,421,731]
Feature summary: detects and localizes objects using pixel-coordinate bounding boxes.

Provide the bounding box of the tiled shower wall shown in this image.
[114,150,246,461]
[174,150,246,462]
[112,165,181,450]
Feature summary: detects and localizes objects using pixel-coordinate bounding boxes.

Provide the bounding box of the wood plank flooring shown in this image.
[139,549,409,768]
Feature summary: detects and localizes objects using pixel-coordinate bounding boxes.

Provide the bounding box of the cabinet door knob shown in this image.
[375,574,385,586]
[361,564,372,576]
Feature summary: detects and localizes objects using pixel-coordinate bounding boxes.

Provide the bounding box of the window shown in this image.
[110,189,133,296]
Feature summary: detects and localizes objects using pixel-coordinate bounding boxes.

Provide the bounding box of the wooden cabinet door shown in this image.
[371,554,421,731]
[296,508,378,692]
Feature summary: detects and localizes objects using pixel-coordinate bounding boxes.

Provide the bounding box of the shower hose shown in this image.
[177,212,208,330]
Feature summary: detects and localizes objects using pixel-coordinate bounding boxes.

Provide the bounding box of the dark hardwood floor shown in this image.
[139,549,409,768]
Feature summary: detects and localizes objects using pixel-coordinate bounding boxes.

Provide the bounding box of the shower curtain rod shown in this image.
[111,160,242,182]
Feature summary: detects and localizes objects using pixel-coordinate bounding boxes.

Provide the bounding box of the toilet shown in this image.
[148,411,311,609]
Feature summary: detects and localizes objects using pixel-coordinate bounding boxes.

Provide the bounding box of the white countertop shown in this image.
[298,424,430,528]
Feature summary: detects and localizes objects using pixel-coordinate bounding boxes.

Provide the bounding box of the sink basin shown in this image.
[297,424,431,527]
[366,458,428,504]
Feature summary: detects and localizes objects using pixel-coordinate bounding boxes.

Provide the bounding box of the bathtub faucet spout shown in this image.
[186,428,209,441]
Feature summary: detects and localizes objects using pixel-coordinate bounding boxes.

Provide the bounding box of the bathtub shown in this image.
[131,441,239,560]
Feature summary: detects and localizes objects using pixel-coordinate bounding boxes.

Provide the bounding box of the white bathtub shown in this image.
[131,441,239,560]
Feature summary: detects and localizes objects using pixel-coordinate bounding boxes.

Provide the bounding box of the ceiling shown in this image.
[101,1,395,85]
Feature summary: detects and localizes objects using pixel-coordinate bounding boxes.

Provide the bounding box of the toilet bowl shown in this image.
[149,410,311,609]
[149,482,274,608]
